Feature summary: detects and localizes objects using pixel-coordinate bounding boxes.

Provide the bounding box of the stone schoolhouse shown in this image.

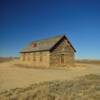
[20,35,76,67]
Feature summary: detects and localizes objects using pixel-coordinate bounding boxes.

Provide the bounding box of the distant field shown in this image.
[0,57,15,63]
[76,59,100,65]
[0,59,100,100]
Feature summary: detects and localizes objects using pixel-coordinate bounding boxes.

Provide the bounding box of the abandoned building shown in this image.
[20,35,76,67]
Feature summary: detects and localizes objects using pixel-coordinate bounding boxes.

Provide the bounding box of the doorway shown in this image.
[61,54,64,64]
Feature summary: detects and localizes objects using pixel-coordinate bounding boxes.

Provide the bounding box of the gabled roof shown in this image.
[20,35,76,53]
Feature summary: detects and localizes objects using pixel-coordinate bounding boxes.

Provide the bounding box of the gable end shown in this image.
[50,35,76,52]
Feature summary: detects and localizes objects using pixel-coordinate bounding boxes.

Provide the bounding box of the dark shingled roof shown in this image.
[20,35,76,53]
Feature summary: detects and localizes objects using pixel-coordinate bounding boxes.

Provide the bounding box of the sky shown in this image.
[0,0,100,59]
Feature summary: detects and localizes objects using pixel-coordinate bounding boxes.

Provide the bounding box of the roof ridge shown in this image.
[31,34,65,43]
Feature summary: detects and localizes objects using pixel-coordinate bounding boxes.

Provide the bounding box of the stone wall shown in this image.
[50,37,75,67]
[20,51,50,68]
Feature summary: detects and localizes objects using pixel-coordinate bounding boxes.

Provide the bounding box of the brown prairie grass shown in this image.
[76,59,100,65]
[0,74,100,100]
[0,57,16,63]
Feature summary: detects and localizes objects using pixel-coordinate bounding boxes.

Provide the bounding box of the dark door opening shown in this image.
[61,54,64,64]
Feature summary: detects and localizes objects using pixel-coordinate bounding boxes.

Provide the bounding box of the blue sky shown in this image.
[0,0,100,59]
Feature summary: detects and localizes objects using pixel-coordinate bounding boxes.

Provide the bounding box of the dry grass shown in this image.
[0,59,100,100]
[0,74,100,100]
[76,59,100,65]
[0,57,13,63]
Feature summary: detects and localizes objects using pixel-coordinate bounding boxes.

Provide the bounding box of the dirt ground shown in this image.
[0,60,100,93]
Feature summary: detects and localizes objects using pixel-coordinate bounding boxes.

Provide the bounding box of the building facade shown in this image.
[20,35,76,67]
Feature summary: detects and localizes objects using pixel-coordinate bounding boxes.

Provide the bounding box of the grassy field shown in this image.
[0,74,100,100]
[76,59,100,65]
[0,59,100,100]
[0,57,13,63]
